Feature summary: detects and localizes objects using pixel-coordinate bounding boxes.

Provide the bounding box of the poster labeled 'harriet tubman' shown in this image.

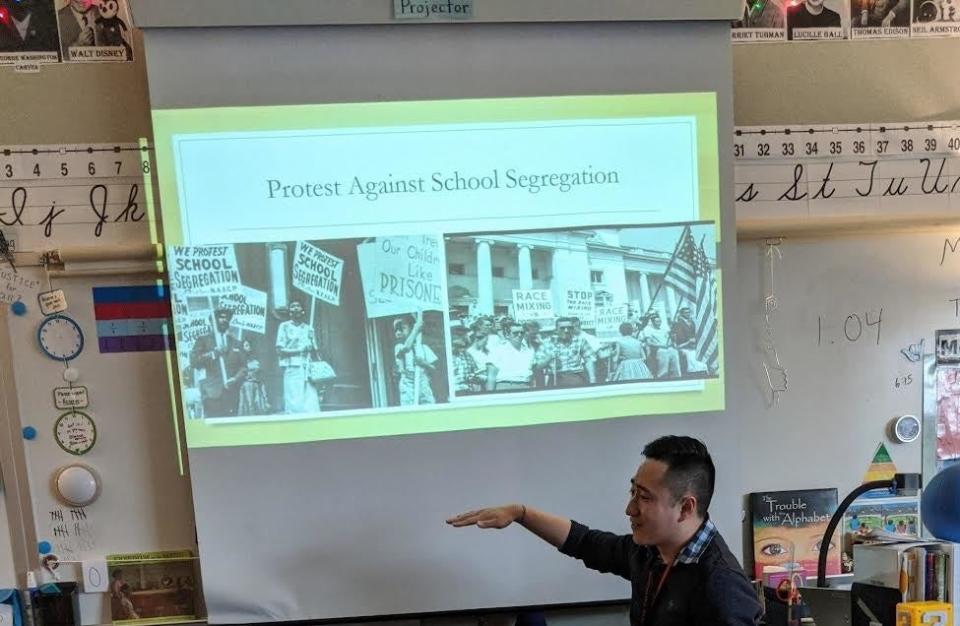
[731,0,787,42]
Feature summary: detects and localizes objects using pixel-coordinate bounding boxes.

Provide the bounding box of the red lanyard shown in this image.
[641,562,673,625]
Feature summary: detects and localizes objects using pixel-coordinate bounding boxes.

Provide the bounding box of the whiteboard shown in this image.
[731,229,944,504]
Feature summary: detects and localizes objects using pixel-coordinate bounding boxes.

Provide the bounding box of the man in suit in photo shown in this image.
[190,307,246,418]
[57,0,103,59]
[0,0,60,53]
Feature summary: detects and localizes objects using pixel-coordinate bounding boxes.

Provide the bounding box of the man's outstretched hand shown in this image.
[447,504,571,548]
[446,505,522,529]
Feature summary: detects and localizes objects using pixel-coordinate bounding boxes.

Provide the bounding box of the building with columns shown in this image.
[445,227,715,326]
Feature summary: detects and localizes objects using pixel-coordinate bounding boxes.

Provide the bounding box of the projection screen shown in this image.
[141,19,738,623]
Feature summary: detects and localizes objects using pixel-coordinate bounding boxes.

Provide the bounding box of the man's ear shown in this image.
[678,495,698,522]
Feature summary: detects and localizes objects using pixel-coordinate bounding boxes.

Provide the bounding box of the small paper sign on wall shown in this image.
[54,386,89,409]
[0,267,40,305]
[936,329,960,365]
[393,0,474,20]
[81,558,109,593]
[39,289,68,315]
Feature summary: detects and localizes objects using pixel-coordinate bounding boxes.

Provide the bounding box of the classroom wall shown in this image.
[734,38,960,125]
[0,24,153,585]
[2,29,150,144]
[731,36,960,565]
[4,9,956,626]
[0,12,736,626]
[0,20,196,623]
[3,273,198,622]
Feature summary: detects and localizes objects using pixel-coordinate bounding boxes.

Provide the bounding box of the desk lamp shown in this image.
[816,473,922,588]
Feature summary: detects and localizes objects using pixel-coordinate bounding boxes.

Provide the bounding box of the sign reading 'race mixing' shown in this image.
[512,289,555,321]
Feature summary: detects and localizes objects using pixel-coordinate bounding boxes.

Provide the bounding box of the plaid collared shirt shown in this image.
[548,336,595,372]
[451,351,480,391]
[674,516,717,565]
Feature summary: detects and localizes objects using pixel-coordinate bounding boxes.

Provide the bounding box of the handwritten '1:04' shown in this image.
[817,309,883,346]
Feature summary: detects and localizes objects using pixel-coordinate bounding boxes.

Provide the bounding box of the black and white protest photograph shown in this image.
[444,223,720,397]
[168,235,450,421]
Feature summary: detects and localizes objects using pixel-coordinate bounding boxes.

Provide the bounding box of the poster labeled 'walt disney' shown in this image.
[56,0,133,63]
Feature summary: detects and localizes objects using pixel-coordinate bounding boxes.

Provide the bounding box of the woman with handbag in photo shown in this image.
[275,299,324,413]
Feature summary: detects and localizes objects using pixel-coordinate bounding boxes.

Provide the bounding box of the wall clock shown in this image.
[38,315,84,361]
[889,414,921,444]
[54,410,97,456]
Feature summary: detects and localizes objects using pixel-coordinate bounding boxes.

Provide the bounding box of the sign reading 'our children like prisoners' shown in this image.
[357,235,444,318]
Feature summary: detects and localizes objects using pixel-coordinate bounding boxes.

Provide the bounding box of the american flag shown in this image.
[663,226,701,302]
[663,226,719,372]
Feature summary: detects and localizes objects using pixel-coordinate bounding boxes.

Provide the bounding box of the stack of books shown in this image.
[853,541,960,622]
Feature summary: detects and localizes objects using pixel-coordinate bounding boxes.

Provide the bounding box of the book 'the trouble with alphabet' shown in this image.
[750,488,840,579]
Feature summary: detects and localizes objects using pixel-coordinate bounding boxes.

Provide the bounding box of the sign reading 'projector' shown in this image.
[393,0,473,20]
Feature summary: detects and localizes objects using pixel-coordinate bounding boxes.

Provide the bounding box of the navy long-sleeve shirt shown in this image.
[559,518,762,626]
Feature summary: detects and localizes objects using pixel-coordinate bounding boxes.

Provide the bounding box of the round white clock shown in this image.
[54,410,97,456]
[38,315,84,361]
[889,414,921,444]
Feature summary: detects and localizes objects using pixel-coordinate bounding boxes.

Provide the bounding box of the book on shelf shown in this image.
[749,488,840,580]
[853,541,960,626]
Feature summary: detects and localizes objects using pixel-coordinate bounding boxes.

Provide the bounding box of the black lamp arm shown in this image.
[816,479,894,588]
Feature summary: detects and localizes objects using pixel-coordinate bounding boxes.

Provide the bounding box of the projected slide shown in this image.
[152,94,724,447]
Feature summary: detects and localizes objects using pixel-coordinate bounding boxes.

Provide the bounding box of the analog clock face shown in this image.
[54,411,97,456]
[895,415,921,443]
[38,315,84,361]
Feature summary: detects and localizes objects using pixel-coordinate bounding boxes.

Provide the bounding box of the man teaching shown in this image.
[447,436,761,626]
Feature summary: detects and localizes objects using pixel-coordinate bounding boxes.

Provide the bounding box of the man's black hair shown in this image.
[643,435,715,518]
